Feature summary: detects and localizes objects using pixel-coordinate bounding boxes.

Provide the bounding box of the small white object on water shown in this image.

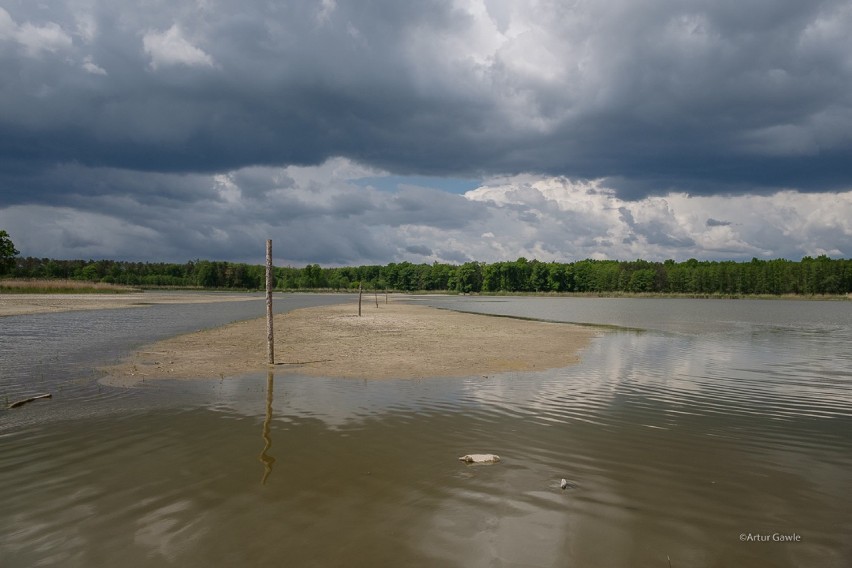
[458,454,500,464]
[560,478,569,490]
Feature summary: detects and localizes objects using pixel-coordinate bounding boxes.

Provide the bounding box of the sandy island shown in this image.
[101,301,598,385]
[0,292,259,317]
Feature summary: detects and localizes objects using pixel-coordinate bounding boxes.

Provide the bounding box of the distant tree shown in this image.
[628,269,656,292]
[546,262,568,291]
[195,260,217,287]
[529,260,548,291]
[0,230,20,274]
[453,262,483,293]
[80,263,100,281]
[429,262,454,290]
[299,264,327,288]
[2,252,850,295]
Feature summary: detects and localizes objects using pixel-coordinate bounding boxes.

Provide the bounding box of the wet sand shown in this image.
[102,301,598,384]
[0,292,259,317]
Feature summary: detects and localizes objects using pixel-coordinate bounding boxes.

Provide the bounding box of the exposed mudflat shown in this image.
[101,300,598,384]
[0,292,258,317]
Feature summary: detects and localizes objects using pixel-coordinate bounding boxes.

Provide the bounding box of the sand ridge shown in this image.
[0,292,259,317]
[101,300,598,384]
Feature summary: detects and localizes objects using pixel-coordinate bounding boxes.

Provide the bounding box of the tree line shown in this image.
[5,255,852,296]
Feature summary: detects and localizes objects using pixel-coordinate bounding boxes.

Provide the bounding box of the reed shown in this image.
[0,278,138,294]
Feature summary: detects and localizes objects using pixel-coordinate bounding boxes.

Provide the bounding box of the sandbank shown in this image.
[0,292,259,317]
[101,301,598,385]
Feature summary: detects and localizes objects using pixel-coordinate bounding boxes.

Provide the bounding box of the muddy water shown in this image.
[1,295,851,567]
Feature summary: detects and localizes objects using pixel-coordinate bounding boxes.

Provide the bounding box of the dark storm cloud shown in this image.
[2,0,851,205]
[2,1,852,266]
[1,0,487,176]
[365,185,488,229]
[706,218,731,227]
[405,244,433,257]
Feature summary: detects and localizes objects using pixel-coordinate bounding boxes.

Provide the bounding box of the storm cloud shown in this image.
[1,0,851,263]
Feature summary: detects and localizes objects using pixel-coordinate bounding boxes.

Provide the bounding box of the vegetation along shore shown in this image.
[5,255,852,297]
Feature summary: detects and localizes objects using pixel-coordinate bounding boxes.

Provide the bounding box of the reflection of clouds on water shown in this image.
[203,298,851,435]
[204,372,483,428]
[414,490,572,567]
[134,500,209,562]
[455,331,728,430]
[2,495,96,564]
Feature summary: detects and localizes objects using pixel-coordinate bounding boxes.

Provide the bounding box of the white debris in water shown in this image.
[458,454,500,464]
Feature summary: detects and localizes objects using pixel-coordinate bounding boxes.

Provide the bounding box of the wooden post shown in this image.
[385,289,388,304]
[358,282,362,316]
[375,291,379,308]
[266,240,274,365]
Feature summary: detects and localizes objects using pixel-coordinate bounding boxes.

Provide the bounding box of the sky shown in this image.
[1,0,851,266]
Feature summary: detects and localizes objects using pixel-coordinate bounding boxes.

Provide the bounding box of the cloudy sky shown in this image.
[1,0,850,265]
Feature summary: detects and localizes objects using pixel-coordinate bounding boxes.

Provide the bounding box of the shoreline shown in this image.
[2,289,845,319]
[101,301,599,385]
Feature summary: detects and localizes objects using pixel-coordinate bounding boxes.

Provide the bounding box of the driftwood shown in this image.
[9,393,52,409]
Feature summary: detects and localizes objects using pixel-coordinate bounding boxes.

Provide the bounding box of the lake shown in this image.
[1,294,850,567]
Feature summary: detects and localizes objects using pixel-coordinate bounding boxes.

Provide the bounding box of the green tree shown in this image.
[0,230,20,274]
[628,269,656,292]
[298,264,327,288]
[453,262,483,293]
[479,263,499,292]
[80,263,100,281]
[195,260,217,287]
[529,260,548,291]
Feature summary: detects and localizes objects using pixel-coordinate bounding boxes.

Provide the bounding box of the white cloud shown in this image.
[463,178,852,261]
[143,24,215,70]
[3,159,849,265]
[82,56,107,75]
[0,7,73,56]
[317,0,337,24]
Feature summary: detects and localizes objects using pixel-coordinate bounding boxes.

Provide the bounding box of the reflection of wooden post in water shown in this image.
[266,239,274,365]
[259,371,276,485]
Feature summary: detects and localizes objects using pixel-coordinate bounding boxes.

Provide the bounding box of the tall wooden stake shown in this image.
[358,282,363,316]
[266,239,274,365]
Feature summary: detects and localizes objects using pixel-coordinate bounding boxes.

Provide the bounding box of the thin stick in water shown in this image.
[9,393,51,409]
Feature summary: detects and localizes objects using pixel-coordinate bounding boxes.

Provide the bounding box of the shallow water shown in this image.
[1,295,851,567]
[0,293,350,420]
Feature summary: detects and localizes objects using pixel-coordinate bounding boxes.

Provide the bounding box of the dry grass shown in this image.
[0,278,138,294]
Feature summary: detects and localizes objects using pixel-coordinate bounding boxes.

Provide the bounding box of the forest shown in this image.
[5,255,852,296]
